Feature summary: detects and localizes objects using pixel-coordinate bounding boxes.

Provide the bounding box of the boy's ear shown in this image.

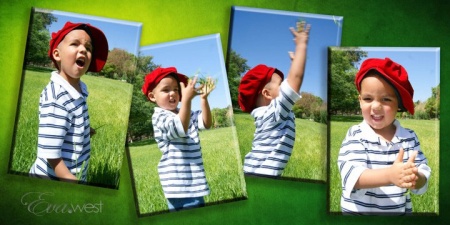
[261,88,273,100]
[147,92,156,102]
[52,48,61,62]
[358,94,362,107]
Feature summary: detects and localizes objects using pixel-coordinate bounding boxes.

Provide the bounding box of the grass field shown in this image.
[233,111,327,182]
[128,126,247,215]
[9,70,133,188]
[328,115,440,214]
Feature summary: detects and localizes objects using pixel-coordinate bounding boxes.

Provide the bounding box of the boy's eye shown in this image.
[85,44,93,52]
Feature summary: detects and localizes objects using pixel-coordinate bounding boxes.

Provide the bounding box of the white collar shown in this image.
[51,71,88,99]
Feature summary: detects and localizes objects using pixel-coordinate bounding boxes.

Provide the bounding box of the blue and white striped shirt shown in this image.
[29,71,91,182]
[338,120,431,215]
[243,81,301,176]
[152,107,210,198]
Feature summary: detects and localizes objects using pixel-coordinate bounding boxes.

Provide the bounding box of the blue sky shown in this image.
[359,47,440,102]
[41,8,142,55]
[140,34,231,111]
[229,6,343,102]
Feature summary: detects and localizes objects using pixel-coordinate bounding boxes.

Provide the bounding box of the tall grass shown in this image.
[329,116,439,214]
[9,70,133,188]
[128,126,247,215]
[233,111,327,182]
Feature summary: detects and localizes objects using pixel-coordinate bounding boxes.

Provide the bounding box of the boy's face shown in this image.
[148,76,180,112]
[359,74,399,136]
[264,72,283,98]
[52,29,92,83]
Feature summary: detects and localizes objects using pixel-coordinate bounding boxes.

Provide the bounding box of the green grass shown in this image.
[233,111,327,182]
[9,70,133,188]
[329,115,439,214]
[128,126,247,215]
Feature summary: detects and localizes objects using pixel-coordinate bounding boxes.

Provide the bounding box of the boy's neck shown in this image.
[58,71,82,93]
[372,122,397,143]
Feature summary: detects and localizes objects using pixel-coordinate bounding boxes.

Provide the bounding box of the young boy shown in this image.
[29,22,108,183]
[337,57,431,215]
[142,67,215,211]
[238,21,310,177]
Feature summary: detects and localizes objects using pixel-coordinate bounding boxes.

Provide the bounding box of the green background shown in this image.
[0,0,447,224]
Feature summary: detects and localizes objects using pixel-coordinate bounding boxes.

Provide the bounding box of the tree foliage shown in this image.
[211,106,234,128]
[329,47,368,115]
[227,50,250,108]
[25,12,57,66]
[424,83,440,118]
[126,55,160,142]
[292,92,327,124]
[99,48,137,81]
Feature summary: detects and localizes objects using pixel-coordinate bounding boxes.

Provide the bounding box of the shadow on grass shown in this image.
[232,108,247,115]
[127,138,157,147]
[330,115,363,123]
[25,65,54,73]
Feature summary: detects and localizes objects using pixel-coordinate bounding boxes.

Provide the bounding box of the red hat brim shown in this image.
[142,67,188,101]
[355,57,414,115]
[238,64,284,113]
[48,22,109,73]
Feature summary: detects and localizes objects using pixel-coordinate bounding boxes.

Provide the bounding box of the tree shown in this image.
[127,56,159,142]
[425,84,440,119]
[227,50,250,109]
[293,92,322,118]
[99,48,136,80]
[25,12,57,66]
[329,47,368,115]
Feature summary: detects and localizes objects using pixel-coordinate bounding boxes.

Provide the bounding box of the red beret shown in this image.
[238,64,284,113]
[142,67,188,101]
[48,22,109,73]
[355,57,414,115]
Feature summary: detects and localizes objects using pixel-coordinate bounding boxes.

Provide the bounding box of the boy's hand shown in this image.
[200,77,216,99]
[180,76,202,101]
[390,148,419,189]
[289,21,310,50]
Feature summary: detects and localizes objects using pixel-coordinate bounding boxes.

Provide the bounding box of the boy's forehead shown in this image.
[62,29,92,42]
[155,76,178,87]
[360,74,396,94]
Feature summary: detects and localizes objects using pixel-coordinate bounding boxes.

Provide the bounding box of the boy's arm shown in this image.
[179,76,201,132]
[201,98,212,129]
[200,77,215,129]
[286,21,310,92]
[355,148,421,189]
[47,158,78,182]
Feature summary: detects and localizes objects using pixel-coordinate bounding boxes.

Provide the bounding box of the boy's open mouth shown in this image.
[76,58,86,67]
[371,115,384,121]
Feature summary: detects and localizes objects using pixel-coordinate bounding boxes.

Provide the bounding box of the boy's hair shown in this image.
[354,57,415,115]
[49,22,109,72]
[141,67,188,101]
[238,64,284,113]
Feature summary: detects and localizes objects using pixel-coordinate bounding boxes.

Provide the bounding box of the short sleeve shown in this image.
[337,126,369,198]
[36,93,71,158]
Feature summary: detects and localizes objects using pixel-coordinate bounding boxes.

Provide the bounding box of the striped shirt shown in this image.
[243,81,301,176]
[152,107,210,198]
[338,120,431,215]
[29,71,91,182]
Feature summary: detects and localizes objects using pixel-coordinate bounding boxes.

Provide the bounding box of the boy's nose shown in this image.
[79,45,88,53]
[371,101,382,110]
